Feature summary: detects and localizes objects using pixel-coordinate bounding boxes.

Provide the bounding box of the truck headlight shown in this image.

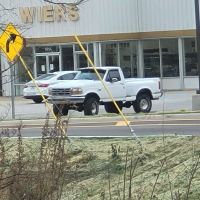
[48,87,52,95]
[70,88,83,95]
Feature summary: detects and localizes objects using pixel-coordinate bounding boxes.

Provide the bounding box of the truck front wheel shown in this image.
[84,97,99,116]
[133,94,152,113]
[53,104,69,116]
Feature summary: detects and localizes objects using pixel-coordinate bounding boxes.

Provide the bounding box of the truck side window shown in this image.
[106,70,121,82]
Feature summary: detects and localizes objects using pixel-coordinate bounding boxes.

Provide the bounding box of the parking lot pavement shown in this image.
[0,90,197,120]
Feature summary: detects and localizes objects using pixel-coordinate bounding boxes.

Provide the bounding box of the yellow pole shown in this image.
[18,55,67,137]
[19,56,57,119]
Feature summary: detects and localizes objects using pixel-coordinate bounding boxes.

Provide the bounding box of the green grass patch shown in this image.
[1,136,200,200]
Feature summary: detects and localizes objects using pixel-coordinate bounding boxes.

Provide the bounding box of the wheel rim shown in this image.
[91,102,97,115]
[140,99,149,110]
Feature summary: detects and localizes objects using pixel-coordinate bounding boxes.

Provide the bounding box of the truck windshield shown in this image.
[75,69,106,80]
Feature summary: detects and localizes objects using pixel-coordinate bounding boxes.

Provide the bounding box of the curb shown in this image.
[0,112,200,128]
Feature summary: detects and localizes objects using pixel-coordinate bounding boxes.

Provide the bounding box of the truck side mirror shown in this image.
[111,77,118,83]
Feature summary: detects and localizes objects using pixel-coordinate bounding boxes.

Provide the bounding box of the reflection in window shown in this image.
[184,38,198,76]
[101,43,118,66]
[15,47,34,95]
[88,44,94,67]
[62,46,74,71]
[16,47,34,83]
[76,54,88,68]
[143,40,160,77]
[75,44,87,51]
[161,39,179,77]
[119,42,138,78]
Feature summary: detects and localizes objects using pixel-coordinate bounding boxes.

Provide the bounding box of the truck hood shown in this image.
[49,79,99,89]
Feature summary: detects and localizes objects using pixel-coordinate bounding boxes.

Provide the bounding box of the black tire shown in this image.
[53,104,69,116]
[53,104,61,115]
[104,102,123,114]
[33,98,43,103]
[133,94,152,113]
[62,105,69,116]
[133,101,141,113]
[84,97,99,116]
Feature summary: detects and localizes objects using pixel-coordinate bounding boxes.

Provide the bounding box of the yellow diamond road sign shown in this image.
[0,23,24,62]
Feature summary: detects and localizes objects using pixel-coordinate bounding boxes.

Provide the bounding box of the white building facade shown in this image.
[0,0,199,96]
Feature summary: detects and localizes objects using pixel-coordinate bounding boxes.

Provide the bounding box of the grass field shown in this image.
[61,136,200,200]
[1,135,200,200]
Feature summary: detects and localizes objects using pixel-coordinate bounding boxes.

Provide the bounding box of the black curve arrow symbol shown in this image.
[6,33,17,53]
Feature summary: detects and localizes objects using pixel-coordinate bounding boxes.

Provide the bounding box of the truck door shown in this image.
[104,69,126,100]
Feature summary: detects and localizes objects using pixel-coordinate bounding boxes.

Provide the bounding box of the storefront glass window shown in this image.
[101,43,118,66]
[184,38,198,76]
[88,43,94,67]
[75,44,87,51]
[76,54,88,68]
[36,56,47,76]
[143,40,160,77]
[119,41,138,78]
[16,47,34,83]
[161,39,179,77]
[74,43,92,69]
[15,47,34,95]
[62,46,74,71]
[48,55,59,72]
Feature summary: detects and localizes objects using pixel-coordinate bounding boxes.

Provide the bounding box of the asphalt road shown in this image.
[0,90,197,120]
[5,117,200,138]
[0,90,200,138]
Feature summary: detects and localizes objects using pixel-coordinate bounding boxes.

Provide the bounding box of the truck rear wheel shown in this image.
[104,102,123,114]
[53,104,69,116]
[84,97,99,116]
[33,97,43,104]
[133,94,152,113]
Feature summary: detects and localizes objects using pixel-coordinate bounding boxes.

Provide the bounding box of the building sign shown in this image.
[19,5,79,23]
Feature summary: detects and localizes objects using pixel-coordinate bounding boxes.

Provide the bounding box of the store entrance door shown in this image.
[36,54,60,77]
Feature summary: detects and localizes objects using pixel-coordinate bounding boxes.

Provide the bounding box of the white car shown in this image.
[23,71,78,103]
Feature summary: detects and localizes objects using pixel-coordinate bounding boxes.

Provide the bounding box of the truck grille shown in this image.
[52,88,71,96]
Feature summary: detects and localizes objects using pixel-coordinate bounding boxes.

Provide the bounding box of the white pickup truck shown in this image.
[48,66,162,116]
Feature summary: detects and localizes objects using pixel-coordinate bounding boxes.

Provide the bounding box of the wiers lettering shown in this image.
[19,5,79,23]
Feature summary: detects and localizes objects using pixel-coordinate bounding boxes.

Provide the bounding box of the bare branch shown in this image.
[43,0,88,6]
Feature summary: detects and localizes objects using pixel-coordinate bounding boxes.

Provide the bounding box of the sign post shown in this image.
[10,63,15,119]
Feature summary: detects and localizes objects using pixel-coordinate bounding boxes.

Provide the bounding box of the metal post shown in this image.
[10,63,15,119]
[195,0,200,94]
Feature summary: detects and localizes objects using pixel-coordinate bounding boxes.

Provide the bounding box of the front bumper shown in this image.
[48,96,85,104]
